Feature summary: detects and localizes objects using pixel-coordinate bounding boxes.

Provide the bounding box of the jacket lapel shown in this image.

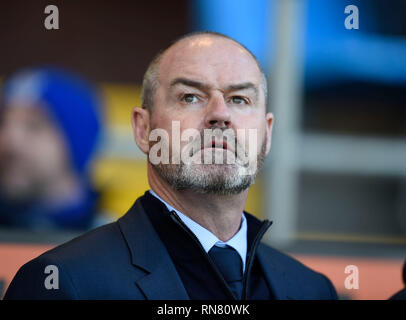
[118,198,189,300]
[118,194,302,300]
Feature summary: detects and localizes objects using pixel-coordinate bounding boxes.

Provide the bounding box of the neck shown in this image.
[148,164,248,242]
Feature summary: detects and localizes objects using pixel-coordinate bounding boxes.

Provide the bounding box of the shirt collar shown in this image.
[148,189,247,270]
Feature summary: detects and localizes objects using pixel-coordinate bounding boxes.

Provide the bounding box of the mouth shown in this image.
[201,139,232,152]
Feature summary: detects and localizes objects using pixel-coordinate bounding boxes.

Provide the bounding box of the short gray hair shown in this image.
[141,31,268,111]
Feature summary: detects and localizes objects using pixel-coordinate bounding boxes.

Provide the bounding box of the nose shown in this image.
[204,94,231,129]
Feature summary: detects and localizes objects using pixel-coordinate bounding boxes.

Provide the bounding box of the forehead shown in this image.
[158,36,262,88]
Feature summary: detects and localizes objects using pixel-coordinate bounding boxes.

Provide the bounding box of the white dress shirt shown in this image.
[149,189,247,271]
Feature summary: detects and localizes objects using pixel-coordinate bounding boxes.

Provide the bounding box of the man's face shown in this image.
[0,104,70,202]
[146,36,273,194]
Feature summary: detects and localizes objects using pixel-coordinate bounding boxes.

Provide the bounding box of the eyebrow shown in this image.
[170,78,210,91]
[226,82,258,97]
[169,77,258,97]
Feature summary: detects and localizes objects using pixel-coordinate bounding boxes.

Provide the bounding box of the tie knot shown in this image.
[208,245,243,282]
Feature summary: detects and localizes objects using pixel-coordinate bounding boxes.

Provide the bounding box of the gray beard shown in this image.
[151,137,267,196]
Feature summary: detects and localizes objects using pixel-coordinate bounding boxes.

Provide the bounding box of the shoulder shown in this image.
[40,221,125,267]
[390,287,406,300]
[258,242,338,300]
[258,242,318,276]
[4,219,143,299]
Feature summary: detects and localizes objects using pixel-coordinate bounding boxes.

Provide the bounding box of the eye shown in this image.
[230,96,248,105]
[181,94,198,104]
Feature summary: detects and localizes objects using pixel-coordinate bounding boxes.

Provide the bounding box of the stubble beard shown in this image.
[150,132,268,196]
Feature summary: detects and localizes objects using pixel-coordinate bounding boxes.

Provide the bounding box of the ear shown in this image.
[131,106,150,154]
[265,112,274,155]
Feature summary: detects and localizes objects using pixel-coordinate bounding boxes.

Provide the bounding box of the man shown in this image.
[4,32,338,300]
[0,68,102,230]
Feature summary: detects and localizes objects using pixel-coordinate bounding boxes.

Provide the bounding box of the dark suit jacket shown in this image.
[4,196,337,300]
[390,288,406,300]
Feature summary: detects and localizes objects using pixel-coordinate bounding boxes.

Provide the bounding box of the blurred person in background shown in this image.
[0,68,103,230]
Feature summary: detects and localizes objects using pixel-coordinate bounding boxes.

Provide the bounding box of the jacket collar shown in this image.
[118,192,296,300]
[117,196,189,299]
[233,211,298,299]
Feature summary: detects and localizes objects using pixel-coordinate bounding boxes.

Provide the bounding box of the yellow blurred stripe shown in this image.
[93,157,149,218]
[100,83,141,127]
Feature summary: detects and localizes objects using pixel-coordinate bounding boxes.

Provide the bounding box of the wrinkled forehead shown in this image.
[158,36,262,88]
